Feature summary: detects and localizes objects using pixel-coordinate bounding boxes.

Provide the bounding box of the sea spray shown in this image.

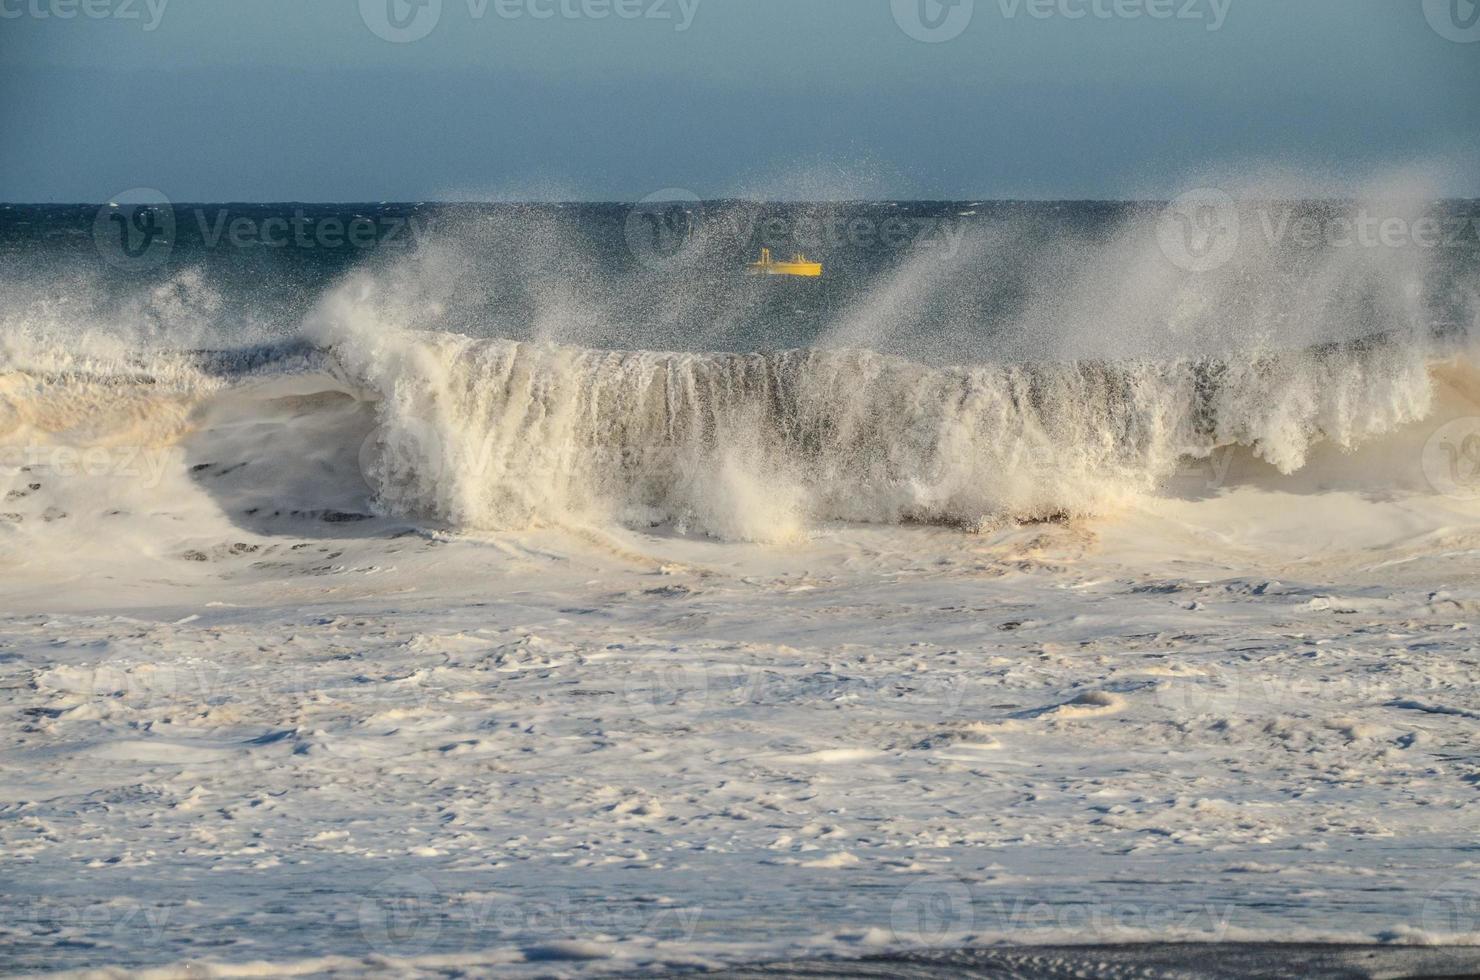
[2,187,1471,540]
[309,303,1435,536]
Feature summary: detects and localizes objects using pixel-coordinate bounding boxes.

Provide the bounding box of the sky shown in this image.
[1,0,1477,201]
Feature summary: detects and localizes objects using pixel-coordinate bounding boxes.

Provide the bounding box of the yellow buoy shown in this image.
[747,247,822,277]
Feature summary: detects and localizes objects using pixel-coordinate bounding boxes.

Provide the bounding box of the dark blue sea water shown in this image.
[2,199,1475,361]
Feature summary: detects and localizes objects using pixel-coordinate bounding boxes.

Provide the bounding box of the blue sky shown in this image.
[1,0,1477,201]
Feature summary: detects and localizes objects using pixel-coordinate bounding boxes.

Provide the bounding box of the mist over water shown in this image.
[2,174,1478,538]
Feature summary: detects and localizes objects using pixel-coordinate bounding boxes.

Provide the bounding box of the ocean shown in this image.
[3,195,1480,976]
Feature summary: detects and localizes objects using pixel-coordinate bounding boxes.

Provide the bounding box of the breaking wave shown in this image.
[0,324,1461,542]
[332,330,1442,539]
[3,188,1478,541]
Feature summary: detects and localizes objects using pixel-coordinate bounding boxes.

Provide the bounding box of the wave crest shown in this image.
[340,330,1436,539]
